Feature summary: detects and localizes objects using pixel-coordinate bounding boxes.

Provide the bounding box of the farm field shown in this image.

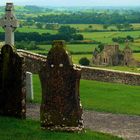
[1,24,140,73]
[27,43,140,73]
[82,30,140,44]
[33,75,140,116]
[35,43,140,54]
[37,44,96,53]
[64,23,140,31]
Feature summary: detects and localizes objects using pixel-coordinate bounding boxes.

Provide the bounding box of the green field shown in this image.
[62,23,140,31]
[30,43,140,73]
[82,30,140,43]
[33,75,140,116]
[0,117,122,140]
[36,44,96,53]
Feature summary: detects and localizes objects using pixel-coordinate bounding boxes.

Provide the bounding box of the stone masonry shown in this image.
[93,44,140,66]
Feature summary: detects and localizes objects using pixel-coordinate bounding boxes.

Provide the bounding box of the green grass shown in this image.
[0,117,122,140]
[64,23,140,31]
[33,75,140,116]
[36,44,96,53]
[82,31,140,43]
[80,80,140,115]
[134,53,140,61]
[64,24,105,31]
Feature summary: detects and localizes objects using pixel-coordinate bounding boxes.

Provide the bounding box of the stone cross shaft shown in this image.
[0,3,19,46]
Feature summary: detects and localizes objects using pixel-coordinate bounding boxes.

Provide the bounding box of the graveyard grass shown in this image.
[0,116,123,140]
[33,75,140,116]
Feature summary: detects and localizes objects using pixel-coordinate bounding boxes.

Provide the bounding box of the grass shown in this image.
[33,75,140,116]
[0,116,123,140]
[82,30,140,43]
[64,23,140,31]
[80,80,140,115]
[36,44,96,54]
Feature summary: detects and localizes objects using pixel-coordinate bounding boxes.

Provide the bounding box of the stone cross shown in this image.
[0,3,19,46]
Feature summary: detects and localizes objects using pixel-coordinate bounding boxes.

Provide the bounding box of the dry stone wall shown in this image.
[17,50,140,86]
[78,66,140,86]
[17,50,46,74]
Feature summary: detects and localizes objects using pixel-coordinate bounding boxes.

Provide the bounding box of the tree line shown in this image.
[31,11,140,24]
[0,26,83,43]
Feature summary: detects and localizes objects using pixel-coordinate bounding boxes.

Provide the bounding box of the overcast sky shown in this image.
[0,0,140,6]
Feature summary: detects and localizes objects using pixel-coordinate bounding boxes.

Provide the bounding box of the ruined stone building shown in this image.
[92,44,140,66]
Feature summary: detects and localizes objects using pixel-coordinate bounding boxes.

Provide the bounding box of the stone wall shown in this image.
[78,66,140,86]
[18,50,46,74]
[17,50,140,86]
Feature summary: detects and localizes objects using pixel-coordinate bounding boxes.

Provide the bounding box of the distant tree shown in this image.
[126,35,134,42]
[45,23,59,30]
[58,26,76,35]
[123,23,133,30]
[112,36,134,44]
[88,25,92,28]
[72,34,83,40]
[98,43,104,52]
[16,41,39,50]
[103,24,109,29]
[36,22,43,29]
[79,57,90,66]
[116,24,124,30]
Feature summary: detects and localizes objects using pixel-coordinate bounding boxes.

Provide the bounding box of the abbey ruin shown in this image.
[92,44,140,66]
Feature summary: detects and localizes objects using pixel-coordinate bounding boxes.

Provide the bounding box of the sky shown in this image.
[0,0,140,7]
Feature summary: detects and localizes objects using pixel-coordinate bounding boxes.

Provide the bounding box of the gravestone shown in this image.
[39,40,83,131]
[26,72,34,101]
[0,44,26,118]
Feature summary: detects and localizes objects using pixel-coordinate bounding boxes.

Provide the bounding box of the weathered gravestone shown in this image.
[26,72,34,101]
[0,44,26,118]
[39,40,83,131]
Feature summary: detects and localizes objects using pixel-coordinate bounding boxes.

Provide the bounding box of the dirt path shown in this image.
[27,103,140,140]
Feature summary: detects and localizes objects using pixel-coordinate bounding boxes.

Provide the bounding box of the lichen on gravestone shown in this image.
[39,40,83,131]
[0,44,26,118]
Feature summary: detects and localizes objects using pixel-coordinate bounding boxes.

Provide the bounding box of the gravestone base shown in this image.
[41,125,84,132]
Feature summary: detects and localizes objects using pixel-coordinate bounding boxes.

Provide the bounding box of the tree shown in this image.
[98,43,104,52]
[88,25,92,28]
[79,57,90,66]
[58,26,76,35]
[16,41,38,50]
[36,22,43,29]
[103,24,109,29]
[116,24,123,30]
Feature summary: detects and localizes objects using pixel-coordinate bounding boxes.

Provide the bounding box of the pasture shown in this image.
[33,75,140,116]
